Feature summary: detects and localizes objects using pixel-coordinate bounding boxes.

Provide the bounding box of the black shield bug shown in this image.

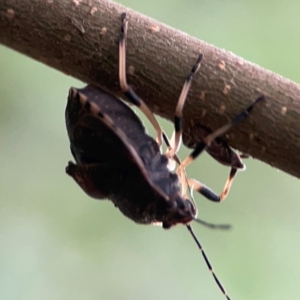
[65,13,262,300]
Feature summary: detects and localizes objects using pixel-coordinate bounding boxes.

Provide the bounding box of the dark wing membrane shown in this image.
[76,85,146,133]
[70,87,170,202]
[66,86,156,165]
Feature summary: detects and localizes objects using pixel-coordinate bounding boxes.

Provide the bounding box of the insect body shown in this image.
[65,13,262,300]
[66,85,195,228]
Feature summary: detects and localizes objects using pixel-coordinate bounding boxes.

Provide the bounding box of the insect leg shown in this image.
[167,53,203,158]
[176,95,264,177]
[161,53,203,196]
[188,168,238,202]
[119,13,163,146]
[163,132,193,200]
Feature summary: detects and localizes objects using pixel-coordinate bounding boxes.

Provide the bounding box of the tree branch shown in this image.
[1,0,300,178]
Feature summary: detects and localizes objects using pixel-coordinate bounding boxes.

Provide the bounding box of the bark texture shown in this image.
[0,0,300,178]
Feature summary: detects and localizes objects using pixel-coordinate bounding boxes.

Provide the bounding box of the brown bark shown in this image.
[0,0,300,178]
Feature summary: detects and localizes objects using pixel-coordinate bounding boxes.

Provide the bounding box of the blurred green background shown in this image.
[1,1,300,300]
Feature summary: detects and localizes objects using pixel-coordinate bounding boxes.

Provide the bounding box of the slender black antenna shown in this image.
[193,218,231,230]
[186,224,231,300]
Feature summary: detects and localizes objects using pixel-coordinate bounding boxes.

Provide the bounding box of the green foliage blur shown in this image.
[1,1,300,299]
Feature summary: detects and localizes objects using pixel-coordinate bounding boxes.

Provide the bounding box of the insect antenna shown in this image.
[193,218,231,230]
[186,224,231,300]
